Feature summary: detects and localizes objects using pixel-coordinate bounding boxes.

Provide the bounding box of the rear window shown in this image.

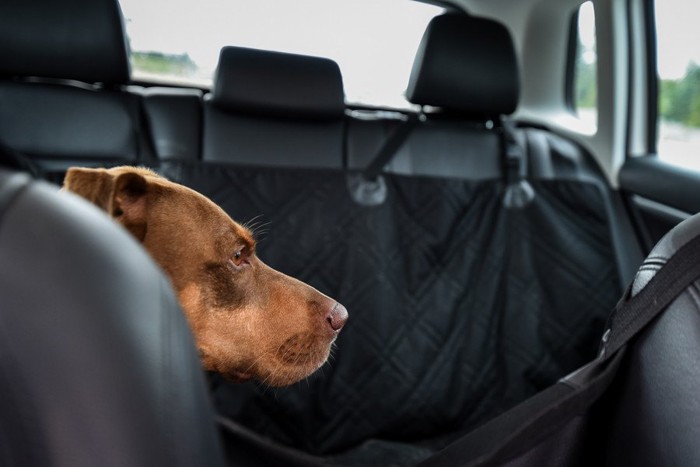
[118,0,443,109]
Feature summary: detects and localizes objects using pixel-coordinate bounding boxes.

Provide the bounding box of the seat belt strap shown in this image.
[363,113,420,180]
[603,232,700,357]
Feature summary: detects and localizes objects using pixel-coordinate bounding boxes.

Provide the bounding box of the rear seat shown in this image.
[0,0,154,183]
[159,13,644,466]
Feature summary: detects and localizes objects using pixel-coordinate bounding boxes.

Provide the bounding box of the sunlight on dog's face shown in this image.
[63,166,347,387]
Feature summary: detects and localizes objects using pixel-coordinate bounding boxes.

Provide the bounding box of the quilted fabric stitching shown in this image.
[162,163,620,458]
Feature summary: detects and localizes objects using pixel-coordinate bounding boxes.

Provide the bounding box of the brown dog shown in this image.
[63,166,347,387]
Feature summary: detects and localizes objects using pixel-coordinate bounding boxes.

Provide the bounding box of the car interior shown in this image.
[1,0,700,465]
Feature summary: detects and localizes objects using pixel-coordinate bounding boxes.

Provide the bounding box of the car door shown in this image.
[618,0,700,250]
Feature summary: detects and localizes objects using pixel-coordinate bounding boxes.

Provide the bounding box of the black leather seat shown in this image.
[142,87,204,163]
[200,46,346,168]
[603,213,700,465]
[0,167,224,467]
[0,0,153,182]
[346,13,514,179]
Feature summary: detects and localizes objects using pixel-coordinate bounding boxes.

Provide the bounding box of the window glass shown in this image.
[118,0,443,109]
[573,1,597,130]
[655,0,700,168]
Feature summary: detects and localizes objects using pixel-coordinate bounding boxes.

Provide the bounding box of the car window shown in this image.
[655,0,700,169]
[118,0,443,109]
[571,1,597,131]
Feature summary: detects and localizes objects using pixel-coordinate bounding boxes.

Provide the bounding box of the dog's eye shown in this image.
[228,248,248,269]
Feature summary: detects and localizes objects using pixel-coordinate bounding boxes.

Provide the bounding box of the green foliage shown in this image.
[131,51,197,77]
[575,60,597,109]
[659,62,700,128]
[574,37,596,110]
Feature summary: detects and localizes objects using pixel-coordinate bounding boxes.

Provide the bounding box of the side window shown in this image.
[655,0,700,169]
[571,1,597,130]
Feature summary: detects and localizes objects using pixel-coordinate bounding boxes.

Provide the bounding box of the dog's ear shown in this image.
[64,168,150,242]
[63,168,115,211]
[112,172,149,241]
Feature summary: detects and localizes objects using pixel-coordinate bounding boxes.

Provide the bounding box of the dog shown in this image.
[63,166,347,387]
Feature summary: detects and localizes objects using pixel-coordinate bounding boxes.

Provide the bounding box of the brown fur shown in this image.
[63,166,347,387]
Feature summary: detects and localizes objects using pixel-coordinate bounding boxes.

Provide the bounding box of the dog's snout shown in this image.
[326,302,348,331]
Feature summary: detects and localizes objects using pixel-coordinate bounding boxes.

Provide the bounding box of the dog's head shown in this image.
[63,166,347,386]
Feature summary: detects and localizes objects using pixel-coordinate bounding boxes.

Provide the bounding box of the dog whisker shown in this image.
[242,214,264,227]
[252,229,270,239]
[242,215,272,241]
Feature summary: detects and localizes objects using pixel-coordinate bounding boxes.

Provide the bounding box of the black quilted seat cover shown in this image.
[162,163,620,464]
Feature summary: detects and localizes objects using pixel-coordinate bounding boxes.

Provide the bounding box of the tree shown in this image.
[659,62,700,128]
[131,51,198,77]
[574,34,597,110]
[575,60,597,109]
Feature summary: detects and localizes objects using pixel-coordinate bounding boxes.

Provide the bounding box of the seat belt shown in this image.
[348,113,420,206]
[500,117,534,208]
[602,232,700,357]
[362,113,420,181]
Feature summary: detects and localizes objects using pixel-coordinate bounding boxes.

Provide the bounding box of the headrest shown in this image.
[211,46,345,121]
[0,0,130,84]
[407,13,519,116]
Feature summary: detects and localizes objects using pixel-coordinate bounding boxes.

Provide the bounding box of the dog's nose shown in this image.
[326,302,348,331]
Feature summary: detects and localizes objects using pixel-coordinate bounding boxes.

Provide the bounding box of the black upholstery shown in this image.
[0,0,150,182]
[201,47,345,167]
[0,82,143,176]
[167,163,624,466]
[211,46,345,120]
[143,87,203,162]
[346,112,502,178]
[406,13,519,117]
[604,214,700,466]
[0,0,130,84]
[0,168,224,467]
[523,128,644,287]
[348,13,517,180]
[202,109,345,167]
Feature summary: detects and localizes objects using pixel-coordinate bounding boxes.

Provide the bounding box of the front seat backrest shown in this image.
[0,168,224,467]
[0,0,150,182]
[604,213,700,466]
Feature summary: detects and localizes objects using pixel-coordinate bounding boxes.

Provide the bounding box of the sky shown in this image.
[655,0,700,79]
[577,0,700,79]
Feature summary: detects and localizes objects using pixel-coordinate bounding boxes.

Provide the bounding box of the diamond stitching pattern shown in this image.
[162,163,621,458]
